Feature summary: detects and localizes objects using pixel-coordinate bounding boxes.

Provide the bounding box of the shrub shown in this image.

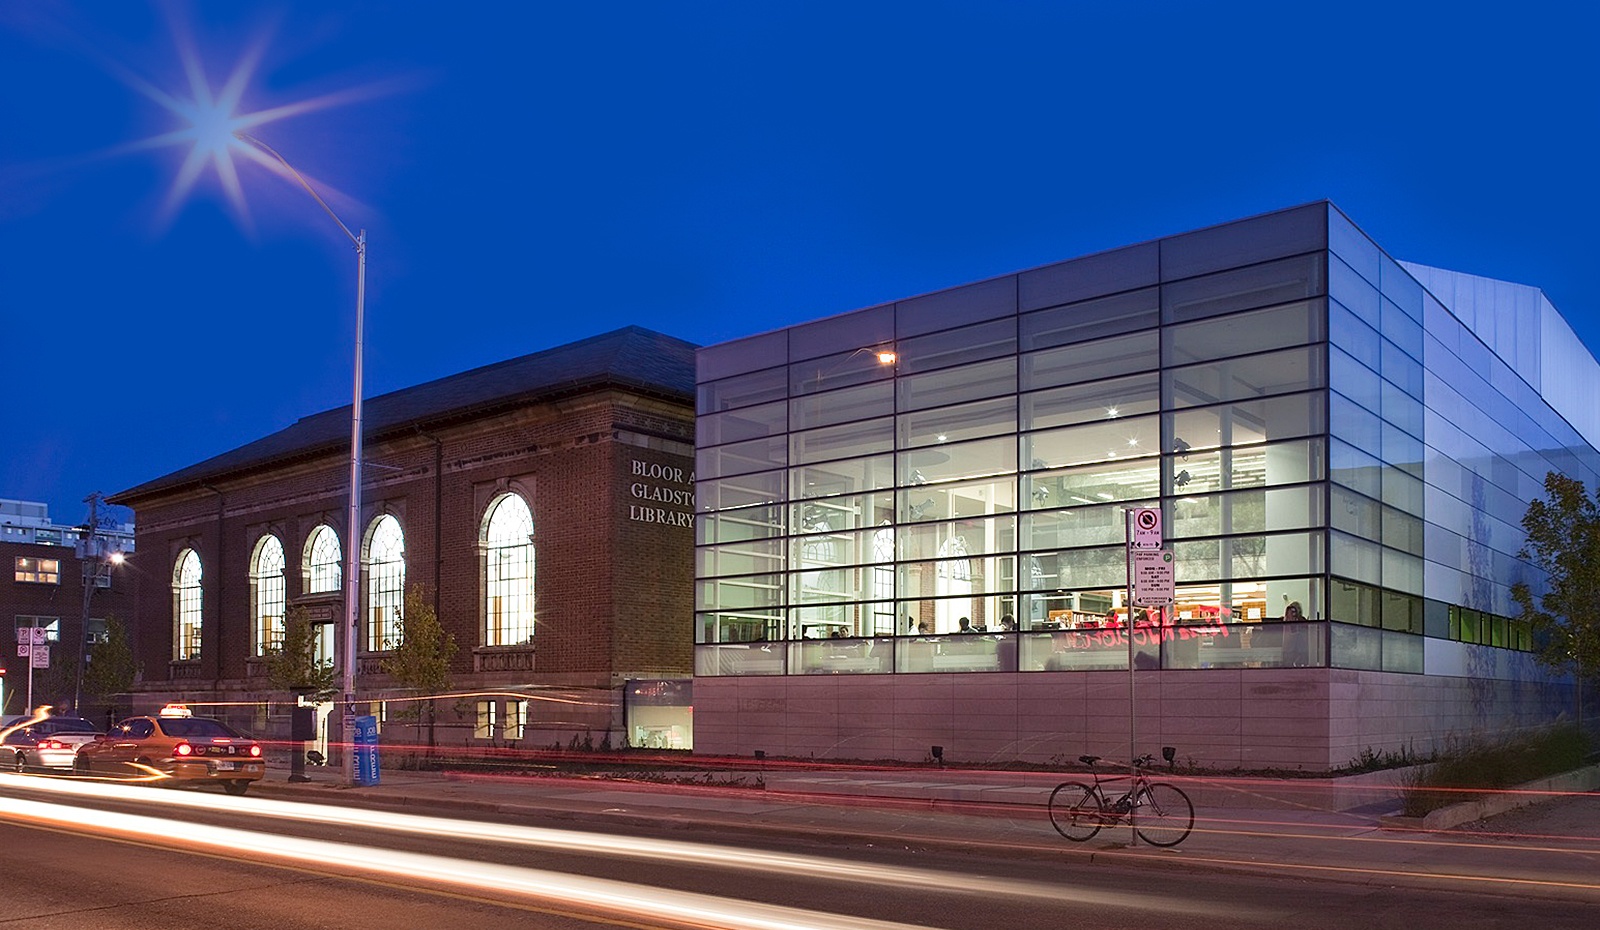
[1399,725,1590,817]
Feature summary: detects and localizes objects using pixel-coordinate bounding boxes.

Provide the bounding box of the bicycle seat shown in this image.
[1079,755,1100,766]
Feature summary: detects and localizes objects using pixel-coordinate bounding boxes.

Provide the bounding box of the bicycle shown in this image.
[1047,746,1194,847]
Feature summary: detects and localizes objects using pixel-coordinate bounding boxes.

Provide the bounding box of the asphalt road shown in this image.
[2,777,1598,930]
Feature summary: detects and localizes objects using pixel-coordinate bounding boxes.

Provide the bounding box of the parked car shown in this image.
[3,715,105,773]
[74,709,265,795]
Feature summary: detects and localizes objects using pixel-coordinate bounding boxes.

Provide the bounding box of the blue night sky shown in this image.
[2,1,1596,526]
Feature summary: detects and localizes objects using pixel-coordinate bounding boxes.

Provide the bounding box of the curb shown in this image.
[1378,763,1600,831]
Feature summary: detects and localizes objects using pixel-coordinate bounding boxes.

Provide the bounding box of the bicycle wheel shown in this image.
[1132,782,1193,847]
[1047,781,1103,842]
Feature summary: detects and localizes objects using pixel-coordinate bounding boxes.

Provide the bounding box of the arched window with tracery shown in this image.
[482,493,535,645]
[303,524,342,594]
[172,548,203,661]
[364,515,406,651]
[935,535,974,631]
[872,523,896,633]
[250,535,286,655]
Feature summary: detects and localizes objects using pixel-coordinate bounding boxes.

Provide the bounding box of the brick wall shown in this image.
[0,541,138,713]
[118,386,694,719]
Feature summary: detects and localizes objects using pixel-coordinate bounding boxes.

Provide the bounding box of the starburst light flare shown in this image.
[106,15,393,229]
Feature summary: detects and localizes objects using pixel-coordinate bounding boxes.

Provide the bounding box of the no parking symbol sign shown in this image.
[1131,507,1162,550]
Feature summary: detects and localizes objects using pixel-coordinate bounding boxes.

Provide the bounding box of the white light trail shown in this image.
[0,791,915,930]
[1,774,1264,920]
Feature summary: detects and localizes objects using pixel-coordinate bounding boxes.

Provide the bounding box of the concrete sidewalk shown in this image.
[247,760,1600,901]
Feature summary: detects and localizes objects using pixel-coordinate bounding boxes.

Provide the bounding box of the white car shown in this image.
[3,715,105,772]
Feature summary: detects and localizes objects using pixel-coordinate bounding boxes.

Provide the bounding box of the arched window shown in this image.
[172,548,203,661]
[364,514,406,651]
[873,523,896,633]
[482,493,535,645]
[250,535,286,656]
[303,524,342,594]
[935,535,973,632]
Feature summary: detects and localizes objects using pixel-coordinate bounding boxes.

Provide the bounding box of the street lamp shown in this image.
[234,131,366,788]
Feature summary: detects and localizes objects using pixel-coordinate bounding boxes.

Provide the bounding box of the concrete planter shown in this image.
[1378,763,1600,831]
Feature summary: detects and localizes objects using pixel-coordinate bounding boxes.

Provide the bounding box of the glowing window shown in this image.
[13,557,60,584]
[364,515,405,652]
[483,493,535,646]
[250,535,286,656]
[303,524,342,594]
[173,549,203,661]
[475,700,497,740]
[505,700,527,741]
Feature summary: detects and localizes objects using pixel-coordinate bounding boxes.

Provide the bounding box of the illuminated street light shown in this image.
[233,131,367,789]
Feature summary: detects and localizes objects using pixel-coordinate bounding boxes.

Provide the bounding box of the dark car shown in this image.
[3,715,105,772]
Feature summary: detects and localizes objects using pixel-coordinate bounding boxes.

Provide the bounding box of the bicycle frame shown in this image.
[1082,766,1153,825]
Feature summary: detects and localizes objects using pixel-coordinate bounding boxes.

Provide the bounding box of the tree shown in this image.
[264,606,337,696]
[380,585,456,751]
[1511,472,1600,727]
[82,615,139,713]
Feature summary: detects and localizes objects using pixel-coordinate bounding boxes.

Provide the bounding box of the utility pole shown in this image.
[74,491,102,713]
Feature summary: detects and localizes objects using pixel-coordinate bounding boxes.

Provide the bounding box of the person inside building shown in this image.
[957,616,977,633]
[1281,600,1308,667]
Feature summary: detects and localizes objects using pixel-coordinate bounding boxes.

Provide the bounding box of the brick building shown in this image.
[1,498,136,717]
[109,327,697,751]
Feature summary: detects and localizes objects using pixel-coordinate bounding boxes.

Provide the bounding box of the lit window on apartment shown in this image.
[14,557,60,584]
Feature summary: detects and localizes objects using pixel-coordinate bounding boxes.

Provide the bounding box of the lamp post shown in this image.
[234,132,366,788]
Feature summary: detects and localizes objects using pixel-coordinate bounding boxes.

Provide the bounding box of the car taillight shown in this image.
[38,739,65,750]
[174,743,193,756]
[248,745,262,757]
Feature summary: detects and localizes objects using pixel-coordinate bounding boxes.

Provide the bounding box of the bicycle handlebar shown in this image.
[1081,748,1176,771]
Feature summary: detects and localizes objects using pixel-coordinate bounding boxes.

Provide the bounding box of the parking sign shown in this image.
[1131,507,1162,550]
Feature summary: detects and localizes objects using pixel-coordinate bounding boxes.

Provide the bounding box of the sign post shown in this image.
[1124,507,1164,847]
[20,626,49,713]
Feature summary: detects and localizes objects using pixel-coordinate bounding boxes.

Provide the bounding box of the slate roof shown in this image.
[111,326,698,505]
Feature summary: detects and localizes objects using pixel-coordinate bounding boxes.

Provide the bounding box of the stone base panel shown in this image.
[690,669,1576,772]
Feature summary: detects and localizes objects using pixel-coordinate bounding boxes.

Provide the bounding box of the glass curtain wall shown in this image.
[695,206,1339,676]
[1325,212,1427,671]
